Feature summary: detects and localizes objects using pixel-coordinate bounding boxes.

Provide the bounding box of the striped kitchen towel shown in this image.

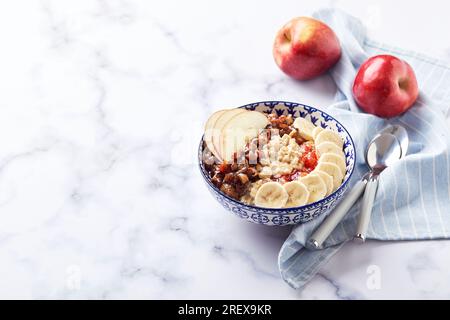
[278,8,450,289]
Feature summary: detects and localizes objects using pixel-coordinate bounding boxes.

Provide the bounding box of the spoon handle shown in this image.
[354,176,379,242]
[307,179,368,250]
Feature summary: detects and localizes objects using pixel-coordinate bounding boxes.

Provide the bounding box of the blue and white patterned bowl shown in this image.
[198,101,356,226]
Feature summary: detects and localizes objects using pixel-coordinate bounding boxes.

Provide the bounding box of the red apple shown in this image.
[273,17,341,80]
[352,55,419,118]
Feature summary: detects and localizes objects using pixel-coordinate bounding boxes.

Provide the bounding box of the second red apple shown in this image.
[352,55,419,118]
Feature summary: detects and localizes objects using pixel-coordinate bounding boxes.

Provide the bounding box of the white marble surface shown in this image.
[1,0,450,299]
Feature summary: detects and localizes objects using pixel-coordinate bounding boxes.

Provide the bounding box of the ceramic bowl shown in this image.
[198,101,356,226]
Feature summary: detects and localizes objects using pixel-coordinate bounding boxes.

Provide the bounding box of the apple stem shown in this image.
[283,32,291,43]
[398,78,409,91]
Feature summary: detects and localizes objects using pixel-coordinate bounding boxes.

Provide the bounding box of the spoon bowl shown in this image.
[379,125,409,159]
[366,133,402,174]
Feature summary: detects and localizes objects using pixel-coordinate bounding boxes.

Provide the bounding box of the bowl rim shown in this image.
[198,100,356,214]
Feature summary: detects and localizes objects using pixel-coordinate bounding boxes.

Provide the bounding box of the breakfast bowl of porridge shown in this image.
[198,101,355,226]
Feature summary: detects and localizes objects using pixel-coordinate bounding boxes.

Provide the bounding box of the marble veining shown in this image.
[0,0,450,299]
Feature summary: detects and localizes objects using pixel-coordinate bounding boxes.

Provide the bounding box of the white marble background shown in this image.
[0,0,450,299]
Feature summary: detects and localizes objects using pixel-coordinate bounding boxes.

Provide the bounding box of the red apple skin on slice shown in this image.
[220,111,269,162]
[204,110,226,160]
[212,109,247,160]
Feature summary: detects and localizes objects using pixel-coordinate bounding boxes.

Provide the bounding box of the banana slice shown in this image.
[319,153,347,176]
[298,173,327,204]
[315,162,344,191]
[254,181,289,208]
[316,141,342,156]
[293,117,316,141]
[312,127,324,140]
[283,181,310,207]
[314,170,333,196]
[315,129,344,149]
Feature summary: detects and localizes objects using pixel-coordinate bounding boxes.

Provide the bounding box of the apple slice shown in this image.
[212,109,247,159]
[204,109,226,160]
[220,111,269,161]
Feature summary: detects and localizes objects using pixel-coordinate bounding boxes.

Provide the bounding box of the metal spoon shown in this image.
[307,128,407,250]
[379,125,409,159]
[354,133,403,242]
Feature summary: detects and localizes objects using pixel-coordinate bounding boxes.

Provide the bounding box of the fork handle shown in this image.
[307,179,368,250]
[355,176,379,242]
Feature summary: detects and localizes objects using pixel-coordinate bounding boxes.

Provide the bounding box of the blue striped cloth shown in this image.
[278,9,450,289]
